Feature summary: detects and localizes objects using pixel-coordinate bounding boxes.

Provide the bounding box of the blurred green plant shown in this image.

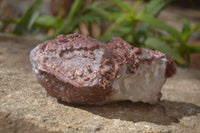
[0,0,200,65]
[13,0,44,35]
[96,0,200,65]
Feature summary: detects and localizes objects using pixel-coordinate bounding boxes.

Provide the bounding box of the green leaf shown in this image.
[152,0,174,17]
[66,0,84,23]
[182,19,190,32]
[138,0,173,40]
[54,14,108,36]
[145,37,185,64]
[187,44,200,53]
[132,0,143,13]
[181,20,200,42]
[108,13,129,32]
[108,0,131,12]
[99,13,133,42]
[13,0,43,35]
[35,16,57,28]
[181,19,190,41]
[99,25,133,43]
[188,24,200,38]
[83,5,113,21]
[160,36,179,48]
[54,0,84,35]
[136,13,185,45]
[190,24,200,34]
[141,0,164,14]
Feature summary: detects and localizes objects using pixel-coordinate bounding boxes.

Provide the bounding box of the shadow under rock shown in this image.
[58,100,200,125]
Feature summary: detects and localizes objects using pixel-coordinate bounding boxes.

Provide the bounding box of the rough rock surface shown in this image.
[30,34,176,105]
[0,35,200,133]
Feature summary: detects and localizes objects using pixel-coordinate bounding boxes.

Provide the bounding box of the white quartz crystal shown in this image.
[110,57,167,104]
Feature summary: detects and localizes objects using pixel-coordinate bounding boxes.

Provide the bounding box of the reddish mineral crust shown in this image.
[30,34,176,105]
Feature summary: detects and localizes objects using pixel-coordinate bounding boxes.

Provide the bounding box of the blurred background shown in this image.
[0,0,200,68]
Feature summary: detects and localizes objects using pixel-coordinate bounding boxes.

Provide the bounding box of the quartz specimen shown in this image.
[30,34,176,105]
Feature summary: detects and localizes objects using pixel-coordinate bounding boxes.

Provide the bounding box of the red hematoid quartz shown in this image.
[30,34,176,105]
